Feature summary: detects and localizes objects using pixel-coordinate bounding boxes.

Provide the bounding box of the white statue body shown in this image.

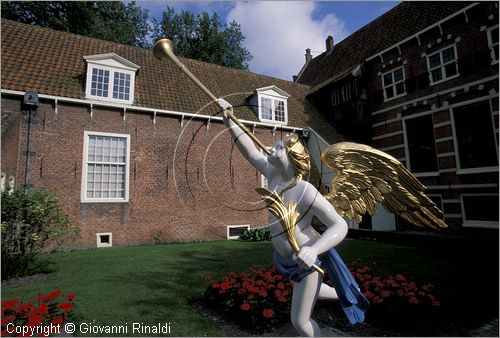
[219,99,348,336]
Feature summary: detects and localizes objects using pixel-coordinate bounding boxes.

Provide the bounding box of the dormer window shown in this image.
[253,86,290,125]
[84,53,140,105]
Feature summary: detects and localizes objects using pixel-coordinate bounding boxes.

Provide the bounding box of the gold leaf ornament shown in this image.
[321,142,448,230]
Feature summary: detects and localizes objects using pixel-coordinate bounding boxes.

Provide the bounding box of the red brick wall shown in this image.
[4,95,295,248]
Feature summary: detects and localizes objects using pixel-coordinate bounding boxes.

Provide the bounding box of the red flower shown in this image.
[221,281,231,290]
[381,290,391,298]
[34,304,49,315]
[57,303,74,312]
[45,289,62,301]
[52,314,64,326]
[237,288,246,295]
[1,299,18,310]
[1,315,16,326]
[247,294,255,300]
[204,274,212,281]
[66,294,76,302]
[363,290,375,299]
[258,289,268,298]
[262,308,275,318]
[395,274,406,281]
[240,303,251,311]
[408,296,420,304]
[26,314,44,327]
[16,302,34,313]
[277,282,285,290]
[211,283,220,289]
[277,295,287,303]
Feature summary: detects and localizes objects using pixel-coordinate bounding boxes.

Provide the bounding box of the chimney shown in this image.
[305,48,312,63]
[326,35,334,52]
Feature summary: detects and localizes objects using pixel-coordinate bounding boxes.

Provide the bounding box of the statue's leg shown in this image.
[318,283,338,301]
[290,272,322,337]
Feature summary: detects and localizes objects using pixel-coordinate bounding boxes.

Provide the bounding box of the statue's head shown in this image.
[284,135,310,177]
[268,135,310,177]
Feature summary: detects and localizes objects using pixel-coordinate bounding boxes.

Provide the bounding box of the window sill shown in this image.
[429,73,460,86]
[86,95,133,106]
[384,92,407,103]
[81,198,129,203]
[456,166,499,175]
[258,118,288,126]
[462,221,499,229]
[413,171,440,177]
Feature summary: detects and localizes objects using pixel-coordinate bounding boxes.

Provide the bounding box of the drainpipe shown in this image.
[22,91,39,192]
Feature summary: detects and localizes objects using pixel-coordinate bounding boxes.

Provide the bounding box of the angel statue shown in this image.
[217,98,447,337]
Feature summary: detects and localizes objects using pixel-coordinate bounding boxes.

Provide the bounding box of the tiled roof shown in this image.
[297,1,473,89]
[1,19,343,144]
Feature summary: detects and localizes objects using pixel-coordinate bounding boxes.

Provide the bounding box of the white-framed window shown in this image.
[487,25,499,64]
[81,131,131,203]
[84,53,140,105]
[427,45,459,85]
[227,224,250,240]
[451,99,498,173]
[261,174,269,189]
[8,176,15,194]
[403,114,439,175]
[382,67,406,101]
[254,86,290,125]
[96,232,113,247]
[460,194,499,229]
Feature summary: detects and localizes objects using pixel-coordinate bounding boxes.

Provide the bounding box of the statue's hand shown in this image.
[296,246,319,269]
[216,98,233,118]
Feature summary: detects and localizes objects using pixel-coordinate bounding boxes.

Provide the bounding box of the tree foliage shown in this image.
[1,1,151,48]
[151,7,253,70]
[1,189,78,280]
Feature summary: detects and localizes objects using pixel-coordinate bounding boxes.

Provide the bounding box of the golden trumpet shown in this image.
[153,39,271,155]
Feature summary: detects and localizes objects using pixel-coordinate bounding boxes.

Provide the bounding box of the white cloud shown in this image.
[227,1,349,81]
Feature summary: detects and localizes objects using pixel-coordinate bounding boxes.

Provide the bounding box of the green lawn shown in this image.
[2,238,498,336]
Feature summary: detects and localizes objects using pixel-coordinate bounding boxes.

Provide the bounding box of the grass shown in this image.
[2,238,498,336]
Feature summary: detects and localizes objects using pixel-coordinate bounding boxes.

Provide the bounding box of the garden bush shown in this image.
[239,227,271,242]
[1,290,76,336]
[203,266,293,333]
[1,189,78,280]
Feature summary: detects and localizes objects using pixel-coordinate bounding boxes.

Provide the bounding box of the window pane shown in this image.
[393,68,403,82]
[261,97,272,120]
[396,82,405,95]
[429,53,441,68]
[463,195,499,222]
[275,100,285,122]
[431,68,442,82]
[383,73,392,86]
[453,101,498,169]
[444,63,457,77]
[385,86,394,98]
[405,114,438,173]
[442,47,455,63]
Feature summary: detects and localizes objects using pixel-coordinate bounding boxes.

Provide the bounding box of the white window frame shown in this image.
[427,45,460,85]
[261,174,269,189]
[1,172,5,192]
[487,25,499,65]
[84,53,139,105]
[460,193,499,229]
[81,131,131,203]
[450,97,499,174]
[255,86,290,125]
[96,232,113,248]
[382,66,406,102]
[8,176,15,194]
[226,224,250,240]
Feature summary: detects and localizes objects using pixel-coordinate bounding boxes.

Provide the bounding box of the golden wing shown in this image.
[320,142,447,230]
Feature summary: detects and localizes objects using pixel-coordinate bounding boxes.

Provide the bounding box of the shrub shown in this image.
[1,290,76,337]
[239,227,271,242]
[203,266,293,333]
[1,189,78,280]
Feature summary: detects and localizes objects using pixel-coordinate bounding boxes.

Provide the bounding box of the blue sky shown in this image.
[137,1,400,80]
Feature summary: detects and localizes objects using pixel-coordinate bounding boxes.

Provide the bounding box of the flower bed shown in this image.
[1,290,76,337]
[349,259,442,329]
[203,266,293,333]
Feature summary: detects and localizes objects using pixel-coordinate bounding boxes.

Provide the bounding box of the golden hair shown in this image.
[284,135,310,177]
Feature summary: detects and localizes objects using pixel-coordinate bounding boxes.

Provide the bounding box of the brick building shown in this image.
[296,1,499,231]
[1,19,342,248]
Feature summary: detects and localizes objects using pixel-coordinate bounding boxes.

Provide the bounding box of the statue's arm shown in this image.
[218,99,273,177]
[297,184,348,267]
